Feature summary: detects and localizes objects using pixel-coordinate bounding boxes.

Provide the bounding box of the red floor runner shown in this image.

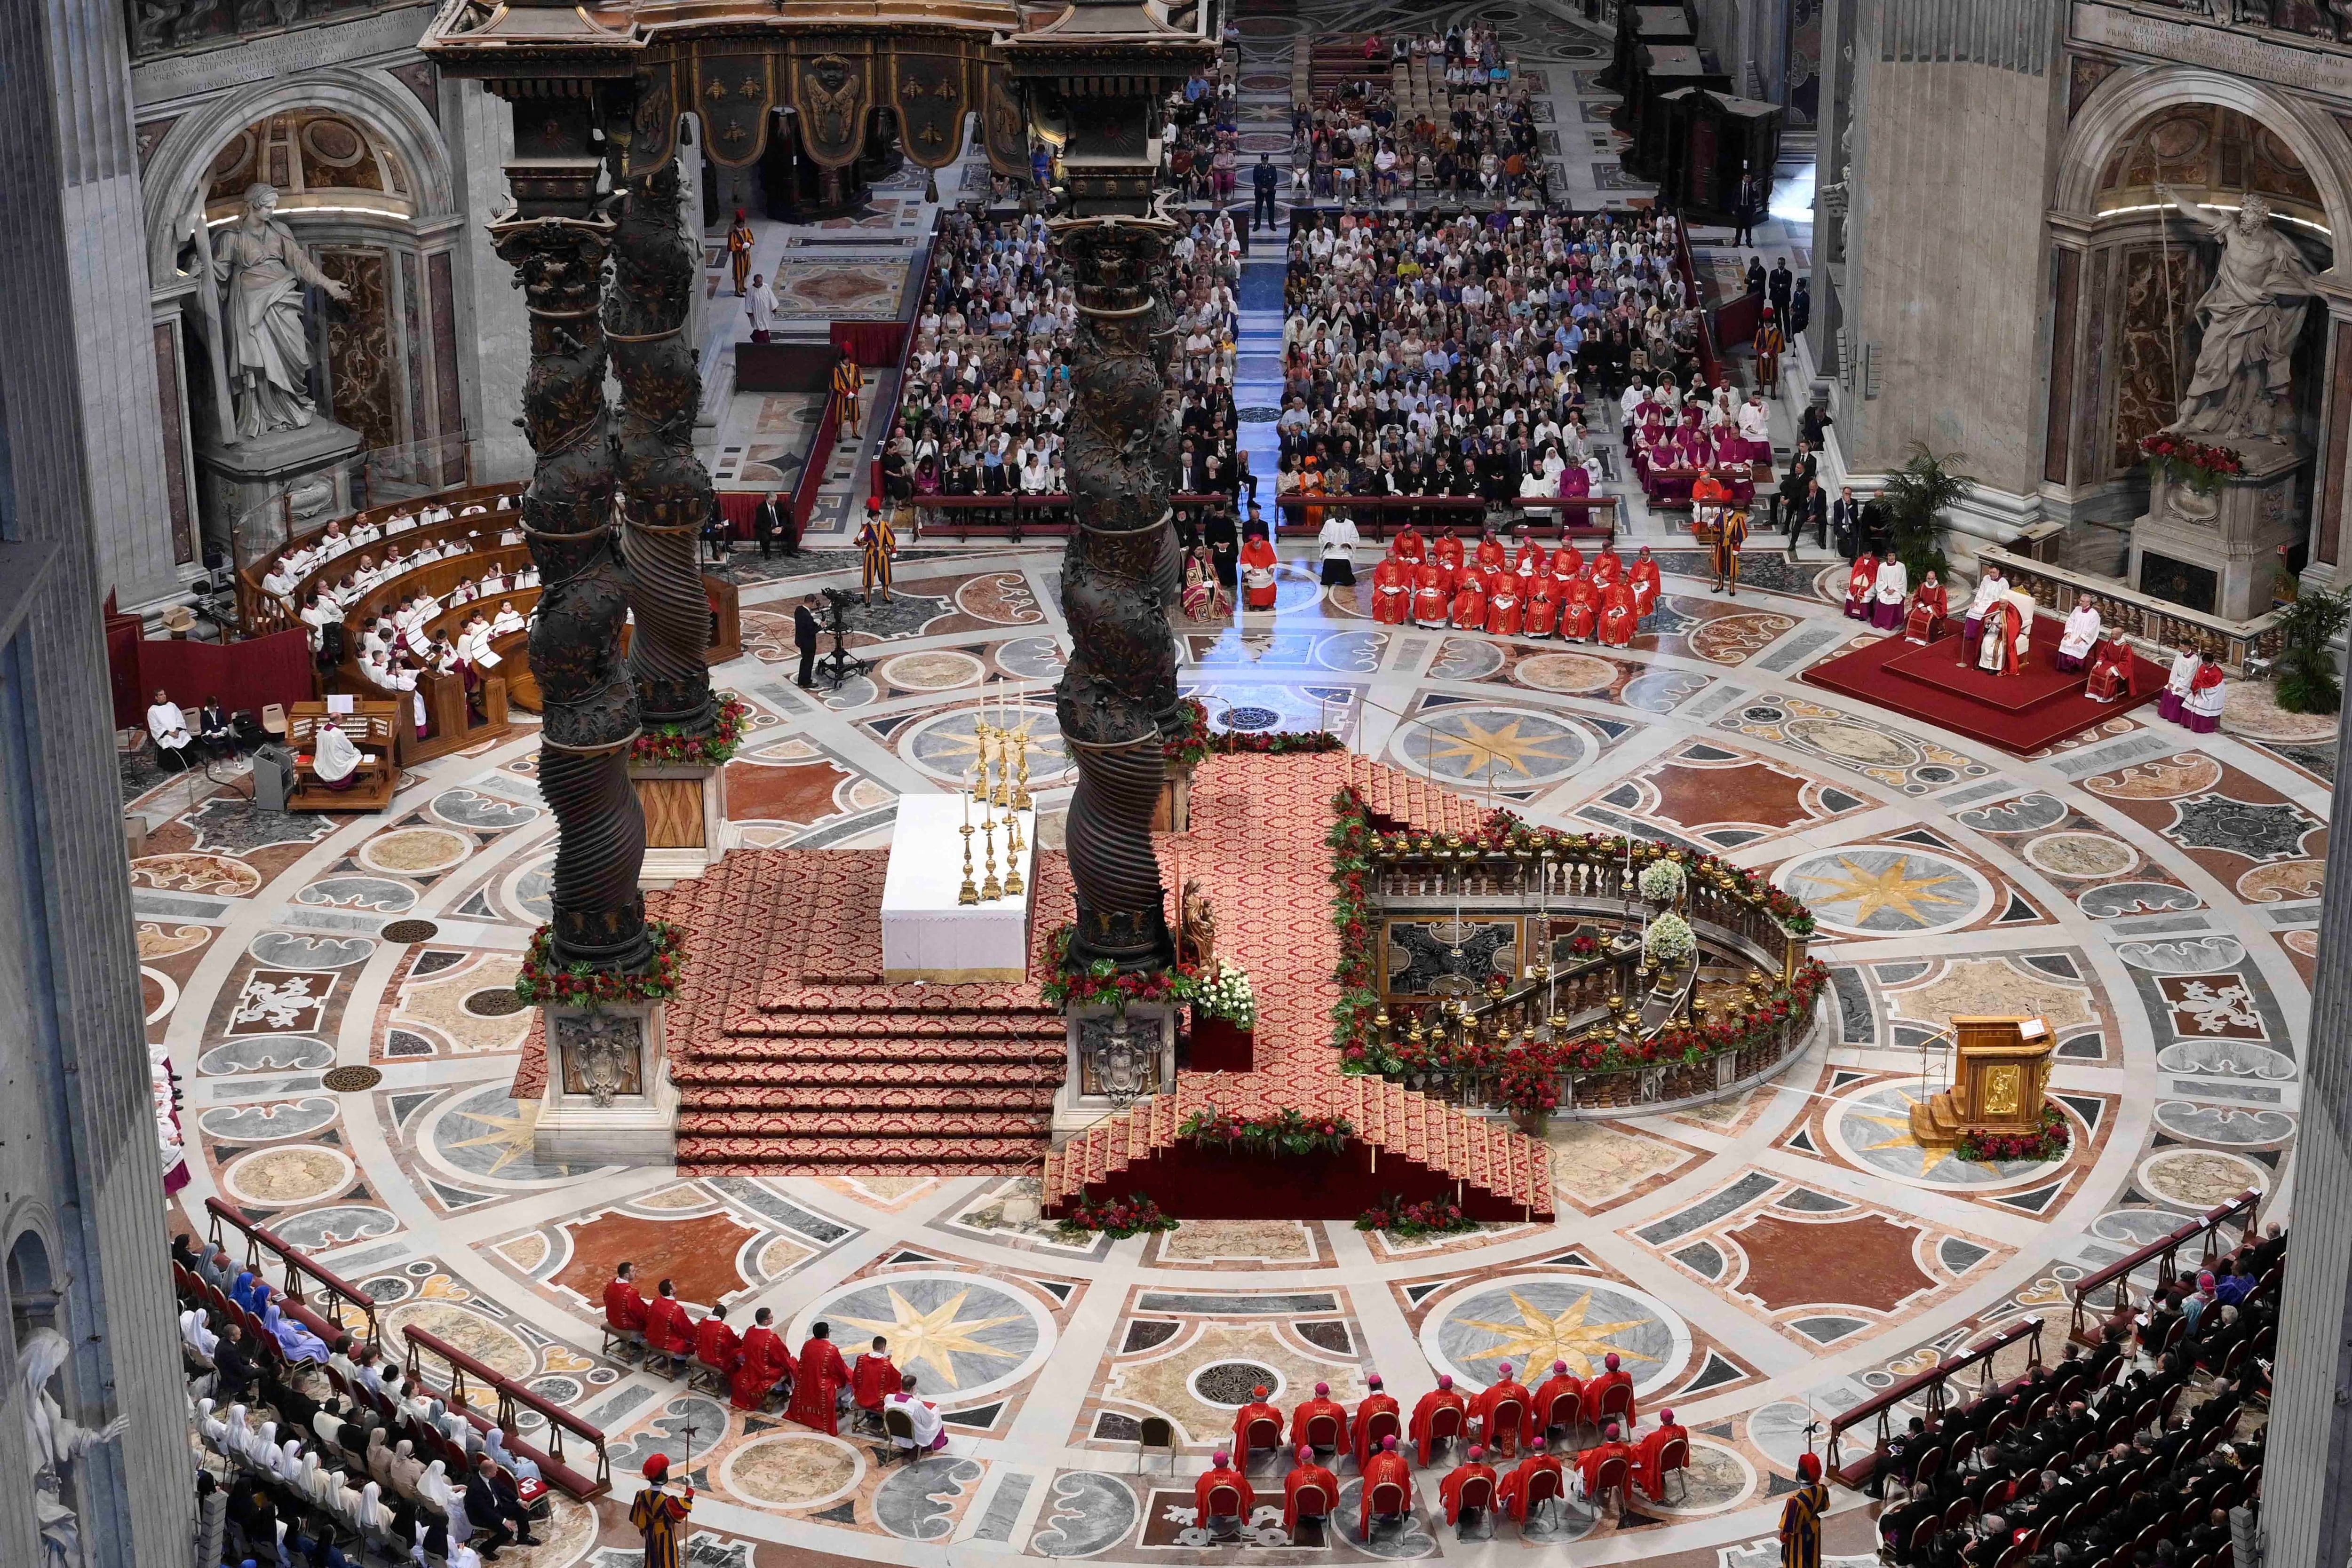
[1801,627,2163,755]
[1880,635,2095,713]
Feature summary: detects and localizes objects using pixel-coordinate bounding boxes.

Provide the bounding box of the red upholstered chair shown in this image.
[1995,1543,2028,1568]
[1652,1434,1690,1502]
[1909,1517,1940,1560]
[1203,1483,1243,1542]
[1427,1403,1463,1449]
[1541,1389,1580,1447]
[1588,1454,1630,1519]
[1363,1408,1401,1455]
[1292,1481,1331,1533]
[1913,1445,1946,1488]
[1594,1380,1632,1430]
[1454,1473,1495,1539]
[1483,1397,1525,1456]
[1519,1463,1563,1530]
[1304,1412,1342,1452]
[1363,1480,1409,1541]
[1240,1414,1282,1465]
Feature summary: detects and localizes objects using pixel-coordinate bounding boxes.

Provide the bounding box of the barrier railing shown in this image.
[1672,216,1732,382]
[791,388,842,529]
[399,1324,611,1499]
[204,1197,379,1350]
[2068,1190,2260,1346]
[1826,1315,2044,1486]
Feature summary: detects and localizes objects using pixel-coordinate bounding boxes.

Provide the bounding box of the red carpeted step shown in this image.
[678,1085,1056,1112]
[674,1057,1065,1087]
[676,1133,1049,1163]
[687,1032,1062,1062]
[682,1156,1041,1177]
[679,1108,1051,1137]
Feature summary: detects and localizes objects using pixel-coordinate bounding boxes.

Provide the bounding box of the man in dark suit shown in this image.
[1252,153,1281,231]
[1768,257,1794,322]
[794,597,821,690]
[1732,164,1765,247]
[1800,478,1828,550]
[465,1455,538,1559]
[755,494,781,559]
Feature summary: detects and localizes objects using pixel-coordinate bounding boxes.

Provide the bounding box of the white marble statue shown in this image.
[2153,184,2319,443]
[21,1329,128,1566]
[213,183,350,438]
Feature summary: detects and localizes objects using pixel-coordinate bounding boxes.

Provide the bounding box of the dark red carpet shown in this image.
[1801,627,2162,754]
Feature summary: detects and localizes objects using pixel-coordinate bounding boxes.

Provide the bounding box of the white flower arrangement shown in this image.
[1637,858,1685,904]
[1643,911,1696,966]
[1197,958,1258,1031]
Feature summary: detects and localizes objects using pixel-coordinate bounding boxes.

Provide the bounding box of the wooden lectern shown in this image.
[1910,1016,2055,1148]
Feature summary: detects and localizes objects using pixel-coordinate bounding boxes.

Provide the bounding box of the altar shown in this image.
[880,792,1037,982]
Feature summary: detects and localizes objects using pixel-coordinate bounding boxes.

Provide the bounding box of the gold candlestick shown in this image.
[1012,728,1034,810]
[980,815,1002,901]
[1003,807,1026,897]
[958,822,980,905]
[991,728,1013,808]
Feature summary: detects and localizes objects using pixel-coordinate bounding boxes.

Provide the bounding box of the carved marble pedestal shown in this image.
[2129,438,2306,623]
[629,763,729,885]
[199,418,366,570]
[1052,1004,1177,1137]
[533,1001,677,1164]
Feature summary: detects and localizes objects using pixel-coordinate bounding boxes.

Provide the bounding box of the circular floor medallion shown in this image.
[1428,638,1505,682]
[1191,1360,1285,1409]
[1777,847,1992,936]
[464,988,527,1017]
[878,649,986,692]
[1418,1274,1690,1394]
[724,1432,865,1509]
[323,1065,384,1093]
[1392,705,1592,788]
[787,1269,1052,1403]
[2083,754,2223,800]
[1513,651,1618,694]
[2021,831,2137,879]
[222,1144,357,1208]
[358,827,473,876]
[2137,1148,2269,1210]
[380,919,441,943]
[1221,705,1281,732]
[1825,1077,2069,1191]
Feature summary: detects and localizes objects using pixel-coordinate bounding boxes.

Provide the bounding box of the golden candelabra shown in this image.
[958,822,980,905]
[991,730,1014,808]
[1002,803,1026,898]
[1011,728,1034,810]
[980,811,1002,902]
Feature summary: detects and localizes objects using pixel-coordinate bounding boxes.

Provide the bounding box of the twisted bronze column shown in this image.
[490,212,653,973]
[604,157,717,736]
[1052,213,1184,973]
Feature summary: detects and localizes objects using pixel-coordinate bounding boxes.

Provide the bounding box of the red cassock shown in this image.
[1409,1388,1467,1467]
[1371,558,1411,625]
[1283,1458,1339,1533]
[1434,534,1466,585]
[1632,1422,1687,1497]
[1577,1439,1633,1497]
[729,1328,795,1411]
[851,1352,898,1412]
[1585,1368,1637,1426]
[1413,563,1452,626]
[1905,583,1948,643]
[695,1315,741,1377]
[1487,591,1522,636]
[786,1336,850,1435]
[645,1297,696,1359]
[1233,1396,1284,1458]
[1562,578,1598,640]
[1597,584,1637,648]
[1439,1458,1498,1524]
[1350,1393,1402,1470]
[1290,1395,1349,1450]
[1552,544,1584,580]
[1530,1370,1583,1435]
[1360,1448,1416,1536]
[1391,527,1427,565]
[1497,1453,1565,1522]
[1592,548,1624,587]
[1193,1462,1255,1521]
[1629,557,1662,619]
[1240,537,1280,610]
[1525,589,1559,638]
[1513,543,1548,584]
[1474,538,1508,576]
[2087,639,2133,702]
[603,1279,649,1334]
[1450,578,1487,630]
[1470,1377,1533,1455]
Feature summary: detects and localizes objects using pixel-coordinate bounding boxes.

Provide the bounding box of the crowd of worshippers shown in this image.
[1270,206,1712,516]
[598,1262,950,1454]
[1291,28,1540,205]
[173,1235,547,1567]
[1867,1225,2283,1568]
[875,207,1245,526]
[1189,1355,1685,1543]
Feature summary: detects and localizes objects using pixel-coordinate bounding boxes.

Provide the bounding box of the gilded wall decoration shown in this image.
[695,51,774,168]
[2110,243,2204,475]
[319,246,399,454]
[2097,105,2323,216]
[892,54,971,169]
[795,52,870,167]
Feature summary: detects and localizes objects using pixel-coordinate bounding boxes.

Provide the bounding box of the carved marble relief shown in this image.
[2110,243,2205,475]
[319,247,399,453]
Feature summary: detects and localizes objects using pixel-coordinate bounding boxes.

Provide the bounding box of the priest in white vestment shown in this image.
[886,1374,947,1453]
[2055,599,2101,673]
[148,691,194,770]
[312,720,363,792]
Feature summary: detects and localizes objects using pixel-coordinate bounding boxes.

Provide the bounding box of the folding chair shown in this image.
[878,1405,920,1467]
[1137,1416,1177,1474]
[1588,1454,1630,1520]
[1291,1481,1332,1545]
[1483,1397,1525,1459]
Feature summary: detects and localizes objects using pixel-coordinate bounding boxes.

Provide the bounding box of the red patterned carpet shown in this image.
[1801,626,2161,754]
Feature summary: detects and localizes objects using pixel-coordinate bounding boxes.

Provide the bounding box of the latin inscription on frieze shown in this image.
[2071,3,2352,98]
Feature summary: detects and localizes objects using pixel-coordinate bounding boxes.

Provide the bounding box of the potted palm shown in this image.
[1878,441,1973,584]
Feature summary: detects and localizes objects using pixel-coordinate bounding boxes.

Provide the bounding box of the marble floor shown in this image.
[149,10,2313,1568]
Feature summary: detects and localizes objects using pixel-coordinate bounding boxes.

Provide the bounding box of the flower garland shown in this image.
[1179,1106,1354,1157]
[1355,1193,1478,1239]
[631,697,753,767]
[1327,786,1384,1064]
[1163,696,1346,768]
[514,920,689,1009]
[1195,958,1258,1030]
[1494,1041,1564,1116]
[1056,1192,1178,1238]
[1039,926,1204,1014]
[2140,433,2246,497]
[1955,1104,2071,1164]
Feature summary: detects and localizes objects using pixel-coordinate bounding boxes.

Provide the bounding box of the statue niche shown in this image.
[211,182,351,438]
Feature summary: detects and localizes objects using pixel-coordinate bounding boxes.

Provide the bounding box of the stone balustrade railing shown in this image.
[1975,544,2288,675]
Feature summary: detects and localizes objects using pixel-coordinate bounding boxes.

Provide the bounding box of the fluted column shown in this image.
[490,211,653,972]
[1052,213,1184,973]
[606,156,718,735]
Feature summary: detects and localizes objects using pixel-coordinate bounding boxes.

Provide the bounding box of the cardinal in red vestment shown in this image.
[1290,1381,1348,1451]
[1360,1436,1414,1538]
[1412,561,1452,627]
[1497,1450,1565,1523]
[1844,554,1877,619]
[1281,1445,1338,1535]
[694,1306,741,1381]
[1473,534,1508,578]
[1470,1362,1532,1457]
[1240,532,1280,610]
[1513,540,1548,589]
[850,1337,898,1418]
[1576,1424,1634,1504]
[1525,583,1559,638]
[1350,1376,1401,1471]
[1591,546,1624,588]
[1562,572,1598,641]
[1551,542,1584,582]
[729,1311,795,1411]
[1448,572,1487,631]
[786,1323,851,1435]
[1371,557,1410,625]
[1632,1409,1688,1498]
[1586,1352,1637,1427]
[1486,584,1522,636]
[603,1266,649,1340]
[1530,1360,1583,1441]
[1409,1377,1466,1467]
[1391,524,1427,566]
[1233,1385,1284,1460]
[1193,1449,1255,1530]
[1629,547,1662,619]
[1433,530,1466,586]
[1597,582,1637,648]
[644,1282,697,1366]
[1439,1446,1499,1525]
[1905,571,1949,644]
[2086,634,2134,702]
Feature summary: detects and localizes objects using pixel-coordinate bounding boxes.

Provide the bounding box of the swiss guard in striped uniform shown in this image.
[857,497,896,605]
[630,1454,693,1568]
[1779,1451,1828,1568]
[1711,506,1750,598]
[832,355,864,429]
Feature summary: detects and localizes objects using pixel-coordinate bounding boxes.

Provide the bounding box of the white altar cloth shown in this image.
[880,792,1035,982]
